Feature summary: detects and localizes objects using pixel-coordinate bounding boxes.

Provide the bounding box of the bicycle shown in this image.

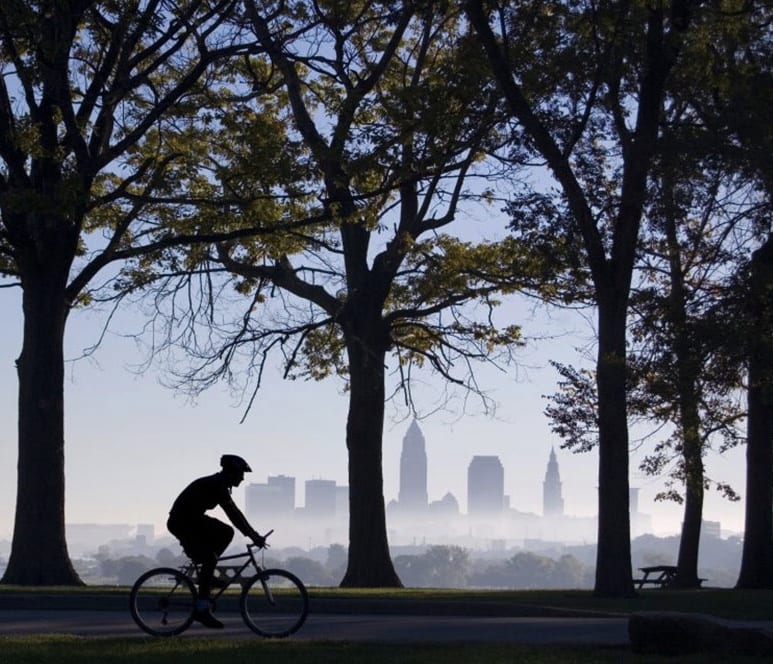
[129,530,308,638]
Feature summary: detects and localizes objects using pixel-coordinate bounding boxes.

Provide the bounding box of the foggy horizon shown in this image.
[0,421,746,551]
[0,291,749,549]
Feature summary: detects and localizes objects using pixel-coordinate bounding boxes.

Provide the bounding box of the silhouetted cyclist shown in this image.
[167,454,266,629]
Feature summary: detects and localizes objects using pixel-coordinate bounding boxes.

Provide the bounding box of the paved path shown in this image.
[0,609,631,645]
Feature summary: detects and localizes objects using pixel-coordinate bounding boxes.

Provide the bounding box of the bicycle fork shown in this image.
[260,576,278,607]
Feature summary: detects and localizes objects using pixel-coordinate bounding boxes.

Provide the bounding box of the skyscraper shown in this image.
[543,447,564,517]
[304,479,337,517]
[246,474,296,522]
[398,419,428,510]
[467,455,504,515]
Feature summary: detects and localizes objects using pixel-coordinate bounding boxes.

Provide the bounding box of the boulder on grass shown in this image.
[629,612,773,657]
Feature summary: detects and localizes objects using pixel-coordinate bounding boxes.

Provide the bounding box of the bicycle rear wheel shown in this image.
[240,568,309,637]
[129,567,197,636]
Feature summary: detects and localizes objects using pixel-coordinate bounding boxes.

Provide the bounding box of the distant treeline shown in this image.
[394,546,593,589]
[76,532,743,589]
[80,544,594,589]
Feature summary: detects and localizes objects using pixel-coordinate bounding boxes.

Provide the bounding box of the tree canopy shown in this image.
[136,0,566,587]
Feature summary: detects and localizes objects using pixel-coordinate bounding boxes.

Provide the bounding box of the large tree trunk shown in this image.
[339,326,402,588]
[672,350,704,587]
[670,327,704,587]
[2,268,82,585]
[737,235,773,588]
[663,190,705,589]
[673,416,704,587]
[594,294,635,597]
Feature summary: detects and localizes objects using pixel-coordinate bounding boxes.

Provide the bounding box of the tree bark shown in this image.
[1,266,82,585]
[594,291,635,597]
[663,181,705,588]
[339,316,402,587]
[673,377,704,587]
[672,346,704,587]
[737,235,773,588]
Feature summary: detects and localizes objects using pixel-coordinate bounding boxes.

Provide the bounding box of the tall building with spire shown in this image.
[543,447,564,517]
[398,419,428,511]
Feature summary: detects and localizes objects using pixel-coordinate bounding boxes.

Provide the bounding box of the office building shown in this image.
[305,479,337,517]
[467,455,504,515]
[429,492,460,517]
[246,475,296,520]
[335,485,349,518]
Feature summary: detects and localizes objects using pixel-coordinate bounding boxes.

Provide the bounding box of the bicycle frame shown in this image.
[184,543,266,602]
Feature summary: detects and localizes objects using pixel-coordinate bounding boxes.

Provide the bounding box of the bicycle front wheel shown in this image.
[129,567,197,636]
[240,568,309,637]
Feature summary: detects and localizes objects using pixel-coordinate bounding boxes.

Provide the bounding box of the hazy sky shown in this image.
[0,274,748,544]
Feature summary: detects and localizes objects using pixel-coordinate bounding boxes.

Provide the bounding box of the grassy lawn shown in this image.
[0,636,767,664]
[2,585,773,618]
[305,586,773,620]
[0,586,773,620]
[0,587,771,662]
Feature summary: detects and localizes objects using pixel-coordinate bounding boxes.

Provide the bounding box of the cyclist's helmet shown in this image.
[220,454,252,473]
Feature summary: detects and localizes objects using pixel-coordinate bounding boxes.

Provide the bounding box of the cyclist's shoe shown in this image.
[193,608,224,629]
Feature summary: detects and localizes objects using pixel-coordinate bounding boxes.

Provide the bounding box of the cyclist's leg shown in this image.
[197,517,234,599]
[176,545,224,629]
[209,516,234,557]
[196,550,218,600]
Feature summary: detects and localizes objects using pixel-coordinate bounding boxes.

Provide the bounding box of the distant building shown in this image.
[135,524,155,545]
[398,419,428,511]
[702,520,722,538]
[66,523,134,556]
[429,492,460,517]
[67,523,133,543]
[630,488,653,537]
[542,448,564,517]
[467,456,504,516]
[246,475,296,521]
[304,479,337,517]
[335,485,349,518]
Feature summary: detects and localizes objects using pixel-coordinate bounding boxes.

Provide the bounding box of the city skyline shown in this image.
[242,423,572,519]
[2,413,740,554]
[45,430,657,554]
[237,422,649,539]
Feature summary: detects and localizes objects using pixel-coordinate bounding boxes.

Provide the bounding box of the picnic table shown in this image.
[634,565,678,588]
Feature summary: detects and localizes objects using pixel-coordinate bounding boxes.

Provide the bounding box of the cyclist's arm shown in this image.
[221,495,264,544]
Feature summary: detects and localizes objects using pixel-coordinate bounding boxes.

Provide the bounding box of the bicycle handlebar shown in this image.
[249,529,274,550]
